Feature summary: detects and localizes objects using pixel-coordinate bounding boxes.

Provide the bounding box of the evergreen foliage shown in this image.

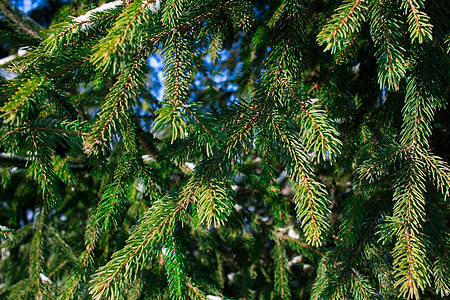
[0,0,449,299]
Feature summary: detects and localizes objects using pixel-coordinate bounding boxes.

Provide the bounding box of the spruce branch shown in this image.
[95,152,137,229]
[0,29,40,47]
[338,192,364,246]
[433,252,450,297]
[400,75,436,149]
[272,234,291,299]
[85,46,150,154]
[1,76,45,126]
[1,0,449,298]
[294,176,330,247]
[260,110,330,246]
[184,177,233,227]
[370,0,407,90]
[29,206,47,298]
[402,0,433,43]
[89,198,185,299]
[57,210,101,300]
[376,159,431,298]
[279,77,342,162]
[90,0,155,72]
[152,32,192,142]
[355,141,407,184]
[0,152,30,168]
[164,232,189,299]
[28,128,63,209]
[308,33,359,94]
[317,0,368,53]
[8,279,34,299]
[349,271,376,299]
[416,149,450,198]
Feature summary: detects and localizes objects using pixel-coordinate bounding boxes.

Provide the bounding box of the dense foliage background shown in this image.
[0,0,449,299]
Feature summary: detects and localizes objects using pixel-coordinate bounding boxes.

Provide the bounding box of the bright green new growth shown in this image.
[0,0,449,299]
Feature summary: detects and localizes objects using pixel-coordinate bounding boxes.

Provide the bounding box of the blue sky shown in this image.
[13,0,40,13]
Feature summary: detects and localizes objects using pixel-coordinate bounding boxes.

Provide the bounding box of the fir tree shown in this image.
[0,0,449,299]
